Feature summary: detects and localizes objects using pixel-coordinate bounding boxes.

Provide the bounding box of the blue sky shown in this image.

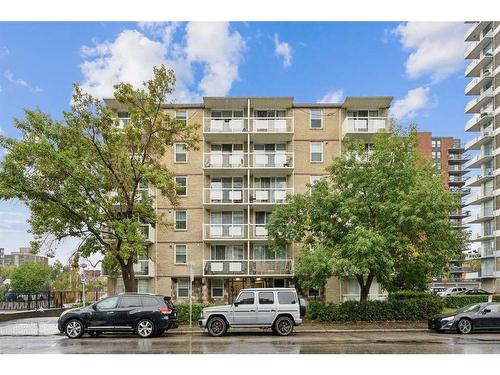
[0,21,474,263]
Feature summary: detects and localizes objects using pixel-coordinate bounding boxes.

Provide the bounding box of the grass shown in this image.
[441,307,456,315]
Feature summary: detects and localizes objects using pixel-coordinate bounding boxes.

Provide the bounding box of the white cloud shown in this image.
[393,22,469,83]
[274,33,292,68]
[3,70,43,93]
[390,86,432,121]
[318,89,344,103]
[79,22,245,102]
[0,46,9,59]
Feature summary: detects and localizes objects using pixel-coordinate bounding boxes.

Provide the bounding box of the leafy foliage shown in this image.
[0,65,200,291]
[388,290,434,300]
[443,295,500,309]
[268,126,466,300]
[8,261,52,293]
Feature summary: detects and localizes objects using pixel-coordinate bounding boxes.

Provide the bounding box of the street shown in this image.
[0,318,499,354]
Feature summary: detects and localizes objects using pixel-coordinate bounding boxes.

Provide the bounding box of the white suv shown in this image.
[198,288,305,337]
[437,287,468,297]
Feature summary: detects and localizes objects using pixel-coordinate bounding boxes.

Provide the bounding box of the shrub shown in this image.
[388,290,434,300]
[443,295,500,309]
[174,303,215,324]
[306,297,443,322]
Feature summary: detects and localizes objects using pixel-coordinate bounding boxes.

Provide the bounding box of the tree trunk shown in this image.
[121,261,136,292]
[357,272,375,302]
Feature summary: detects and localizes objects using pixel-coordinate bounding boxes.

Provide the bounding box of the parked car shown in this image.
[58,293,178,339]
[430,287,446,295]
[464,288,492,296]
[428,302,500,334]
[437,287,468,297]
[198,288,305,337]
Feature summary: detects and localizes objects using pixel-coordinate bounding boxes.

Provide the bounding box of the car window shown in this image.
[235,292,255,305]
[141,296,159,307]
[486,304,500,313]
[259,292,274,305]
[457,303,482,313]
[95,296,119,310]
[277,291,296,304]
[119,296,142,308]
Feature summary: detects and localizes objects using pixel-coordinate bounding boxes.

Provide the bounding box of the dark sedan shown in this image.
[428,302,500,334]
[58,293,178,338]
[464,288,492,296]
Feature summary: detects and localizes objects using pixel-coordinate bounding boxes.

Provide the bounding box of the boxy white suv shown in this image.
[198,288,305,337]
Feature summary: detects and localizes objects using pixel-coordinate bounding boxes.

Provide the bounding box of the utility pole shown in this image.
[80,263,87,306]
[188,261,194,329]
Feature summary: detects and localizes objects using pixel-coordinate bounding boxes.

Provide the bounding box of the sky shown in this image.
[0,21,476,264]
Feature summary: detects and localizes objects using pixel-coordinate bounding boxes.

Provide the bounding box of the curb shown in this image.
[170,328,428,334]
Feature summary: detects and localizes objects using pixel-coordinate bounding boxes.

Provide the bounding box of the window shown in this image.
[137,279,150,294]
[175,176,188,197]
[211,279,224,298]
[174,143,187,163]
[310,142,323,162]
[211,244,244,260]
[308,288,320,298]
[259,292,274,304]
[175,210,187,230]
[235,291,255,305]
[176,110,187,123]
[177,279,189,298]
[141,296,158,306]
[274,279,285,288]
[96,296,119,310]
[310,109,323,129]
[309,176,323,190]
[277,291,296,304]
[119,296,141,308]
[254,244,286,260]
[175,244,187,264]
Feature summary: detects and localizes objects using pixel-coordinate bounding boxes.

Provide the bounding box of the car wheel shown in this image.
[65,319,84,339]
[457,318,472,334]
[88,331,101,337]
[207,317,227,337]
[273,316,294,336]
[136,319,155,338]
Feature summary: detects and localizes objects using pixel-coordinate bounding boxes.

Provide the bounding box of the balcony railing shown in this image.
[203,259,293,276]
[133,259,155,277]
[141,224,155,243]
[203,117,294,133]
[203,152,294,169]
[204,188,247,204]
[250,187,293,204]
[342,117,389,138]
[204,224,247,240]
[251,224,268,238]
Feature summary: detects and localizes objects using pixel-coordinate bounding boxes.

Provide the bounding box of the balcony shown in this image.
[465,51,493,77]
[448,165,468,175]
[464,130,493,150]
[464,29,493,59]
[250,152,294,174]
[465,151,493,169]
[203,188,248,205]
[464,171,493,187]
[464,211,494,224]
[449,210,471,219]
[448,153,470,163]
[203,259,294,277]
[448,176,468,186]
[251,224,269,240]
[250,187,293,205]
[203,153,247,172]
[449,187,471,196]
[133,259,155,277]
[252,117,293,133]
[464,70,493,96]
[465,112,493,132]
[464,22,490,42]
[141,224,155,243]
[464,88,493,114]
[342,117,389,140]
[203,224,247,240]
[470,231,495,242]
[464,191,494,206]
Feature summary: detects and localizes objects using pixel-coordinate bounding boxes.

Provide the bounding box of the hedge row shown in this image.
[443,295,500,309]
[306,299,444,322]
[388,291,434,300]
[174,303,215,324]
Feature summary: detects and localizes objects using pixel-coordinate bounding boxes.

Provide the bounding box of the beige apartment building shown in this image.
[463,21,500,293]
[105,96,392,303]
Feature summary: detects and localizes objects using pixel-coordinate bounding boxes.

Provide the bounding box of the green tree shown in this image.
[9,261,52,293]
[268,127,466,301]
[0,65,200,292]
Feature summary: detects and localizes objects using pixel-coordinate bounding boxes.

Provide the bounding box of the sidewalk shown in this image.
[0,317,428,336]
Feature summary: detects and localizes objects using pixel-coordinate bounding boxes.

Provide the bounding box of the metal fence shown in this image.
[0,291,107,311]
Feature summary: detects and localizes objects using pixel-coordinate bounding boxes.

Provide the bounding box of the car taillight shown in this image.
[159,307,172,314]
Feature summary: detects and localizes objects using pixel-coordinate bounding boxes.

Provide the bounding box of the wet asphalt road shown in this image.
[1,318,499,354]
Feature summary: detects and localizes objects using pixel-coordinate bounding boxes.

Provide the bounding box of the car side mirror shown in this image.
[233,302,239,307]
[482,308,491,314]
[92,304,97,311]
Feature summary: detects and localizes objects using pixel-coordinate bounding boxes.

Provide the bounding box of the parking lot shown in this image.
[0,317,499,354]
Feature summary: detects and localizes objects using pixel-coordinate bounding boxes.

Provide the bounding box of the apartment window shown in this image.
[175,176,188,197]
[309,175,323,188]
[310,109,323,129]
[176,110,187,123]
[432,139,441,148]
[174,244,187,264]
[432,151,441,159]
[175,210,187,230]
[308,288,320,298]
[211,244,244,260]
[310,142,324,162]
[177,279,189,298]
[211,279,224,298]
[174,143,188,163]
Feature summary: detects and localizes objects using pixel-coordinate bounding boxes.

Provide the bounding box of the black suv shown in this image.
[58,293,178,339]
